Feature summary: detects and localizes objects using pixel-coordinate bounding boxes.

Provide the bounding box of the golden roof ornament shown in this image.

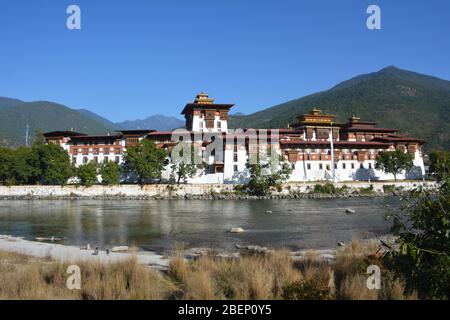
[194,92,214,105]
[310,108,322,115]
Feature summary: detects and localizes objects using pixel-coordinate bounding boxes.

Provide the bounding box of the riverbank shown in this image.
[0,235,169,270]
[0,235,415,300]
[0,234,398,267]
[0,181,437,200]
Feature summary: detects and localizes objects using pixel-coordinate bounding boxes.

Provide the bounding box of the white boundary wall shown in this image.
[0,181,437,198]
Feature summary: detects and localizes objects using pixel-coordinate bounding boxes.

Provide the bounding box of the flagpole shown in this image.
[330,122,335,183]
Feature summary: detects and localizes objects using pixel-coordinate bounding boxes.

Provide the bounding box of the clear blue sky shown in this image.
[1,0,449,121]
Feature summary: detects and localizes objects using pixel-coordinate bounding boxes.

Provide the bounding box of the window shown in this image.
[234,144,238,152]
[234,165,238,172]
[104,156,109,163]
[342,163,346,169]
[72,157,77,164]
[115,156,120,163]
[334,163,337,169]
[291,163,295,170]
[233,154,238,162]
[94,156,98,163]
[83,157,88,164]
[319,163,323,170]
[217,121,221,128]
[368,163,372,169]
[326,164,330,171]
[360,163,364,169]
[307,164,311,170]
[351,163,355,169]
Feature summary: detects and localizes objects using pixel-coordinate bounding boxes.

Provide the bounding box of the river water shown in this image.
[0,197,401,253]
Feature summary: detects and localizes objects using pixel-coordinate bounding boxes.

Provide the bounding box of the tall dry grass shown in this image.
[334,239,417,300]
[170,250,304,300]
[1,239,417,300]
[0,251,176,300]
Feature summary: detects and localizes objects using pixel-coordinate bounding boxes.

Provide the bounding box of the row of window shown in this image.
[198,120,222,129]
[72,141,116,146]
[73,148,121,155]
[301,162,373,171]
[72,156,121,165]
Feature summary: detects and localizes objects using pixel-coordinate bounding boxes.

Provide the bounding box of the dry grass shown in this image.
[171,250,304,300]
[0,239,417,300]
[333,239,417,300]
[0,251,176,300]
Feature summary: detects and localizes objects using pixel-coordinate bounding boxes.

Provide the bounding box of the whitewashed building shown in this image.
[44,93,426,183]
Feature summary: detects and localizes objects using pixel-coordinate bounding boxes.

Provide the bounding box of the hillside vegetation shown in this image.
[230,66,450,152]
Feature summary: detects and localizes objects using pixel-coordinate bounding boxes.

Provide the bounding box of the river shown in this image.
[0,197,401,253]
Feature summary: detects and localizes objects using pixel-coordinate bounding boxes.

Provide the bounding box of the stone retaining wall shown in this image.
[0,181,437,199]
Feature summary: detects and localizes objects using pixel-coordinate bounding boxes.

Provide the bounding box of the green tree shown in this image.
[245,154,292,196]
[99,161,121,185]
[375,150,414,181]
[429,151,450,182]
[0,147,15,185]
[32,143,72,185]
[169,143,207,185]
[76,162,98,187]
[123,139,168,184]
[385,179,450,299]
[11,147,40,185]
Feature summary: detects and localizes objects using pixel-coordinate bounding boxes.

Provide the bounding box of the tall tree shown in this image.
[375,150,414,181]
[11,147,40,184]
[32,142,73,185]
[246,153,292,196]
[76,162,98,187]
[0,147,15,185]
[123,139,168,184]
[100,161,121,185]
[429,151,450,182]
[169,143,207,185]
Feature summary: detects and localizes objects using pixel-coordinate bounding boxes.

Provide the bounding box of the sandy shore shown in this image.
[0,235,169,270]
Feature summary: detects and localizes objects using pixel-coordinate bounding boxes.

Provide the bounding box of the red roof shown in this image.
[181,103,234,115]
[341,127,398,133]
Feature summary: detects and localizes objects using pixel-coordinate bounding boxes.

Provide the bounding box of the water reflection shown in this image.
[0,198,400,252]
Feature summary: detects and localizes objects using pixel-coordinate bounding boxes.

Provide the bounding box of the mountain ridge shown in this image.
[229,66,450,152]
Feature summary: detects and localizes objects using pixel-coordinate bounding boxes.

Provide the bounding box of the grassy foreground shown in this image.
[0,240,417,300]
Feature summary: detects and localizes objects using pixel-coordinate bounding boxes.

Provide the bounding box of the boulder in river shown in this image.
[229,227,245,233]
[111,246,129,252]
[345,208,356,214]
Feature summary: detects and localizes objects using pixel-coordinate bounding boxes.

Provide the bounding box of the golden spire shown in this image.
[309,108,322,115]
[194,92,214,105]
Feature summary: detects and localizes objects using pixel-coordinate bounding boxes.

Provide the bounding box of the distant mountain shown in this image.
[229,66,450,152]
[77,108,117,128]
[0,101,115,147]
[115,115,185,131]
[0,97,24,109]
[0,97,186,147]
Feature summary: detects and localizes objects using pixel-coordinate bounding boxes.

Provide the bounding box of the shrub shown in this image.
[383,184,395,193]
[313,182,336,194]
[384,181,450,299]
[282,280,330,300]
